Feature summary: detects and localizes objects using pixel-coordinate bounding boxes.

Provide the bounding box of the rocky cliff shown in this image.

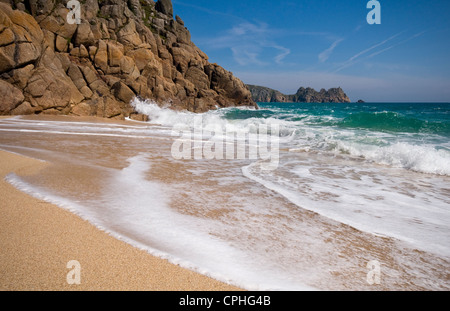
[0,0,256,120]
[247,85,351,103]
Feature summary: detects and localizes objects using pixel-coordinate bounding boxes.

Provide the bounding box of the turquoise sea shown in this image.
[227,102,450,176]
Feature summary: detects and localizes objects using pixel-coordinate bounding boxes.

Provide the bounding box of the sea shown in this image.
[0,100,449,290]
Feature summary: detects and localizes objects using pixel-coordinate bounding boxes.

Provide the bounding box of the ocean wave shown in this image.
[131,98,298,138]
[132,98,450,176]
[335,140,450,176]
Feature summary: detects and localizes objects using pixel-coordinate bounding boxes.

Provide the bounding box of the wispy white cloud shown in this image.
[274,46,291,64]
[231,46,265,66]
[349,32,404,62]
[354,24,364,32]
[367,31,427,59]
[318,38,344,63]
[332,30,427,73]
[208,22,291,66]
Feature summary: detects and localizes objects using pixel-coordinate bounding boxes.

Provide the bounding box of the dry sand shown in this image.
[0,149,242,291]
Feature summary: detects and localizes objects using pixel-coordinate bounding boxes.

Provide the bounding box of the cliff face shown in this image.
[0,0,256,120]
[248,85,351,103]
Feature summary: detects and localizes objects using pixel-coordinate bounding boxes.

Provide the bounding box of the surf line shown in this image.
[170,115,280,171]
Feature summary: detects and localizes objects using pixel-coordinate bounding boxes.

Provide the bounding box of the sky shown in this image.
[171,0,450,102]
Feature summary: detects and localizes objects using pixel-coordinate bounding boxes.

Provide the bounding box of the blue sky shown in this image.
[171,0,450,102]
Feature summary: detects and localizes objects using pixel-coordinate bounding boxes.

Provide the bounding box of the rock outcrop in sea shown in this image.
[247,84,351,103]
[0,0,256,120]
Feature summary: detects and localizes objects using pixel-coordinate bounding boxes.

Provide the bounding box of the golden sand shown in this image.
[0,150,242,291]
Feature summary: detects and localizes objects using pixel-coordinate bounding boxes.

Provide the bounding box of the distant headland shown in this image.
[247,84,351,103]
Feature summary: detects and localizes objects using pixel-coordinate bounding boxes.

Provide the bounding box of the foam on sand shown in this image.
[6,153,315,291]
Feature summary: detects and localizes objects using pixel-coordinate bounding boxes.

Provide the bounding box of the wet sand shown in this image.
[0,149,242,291]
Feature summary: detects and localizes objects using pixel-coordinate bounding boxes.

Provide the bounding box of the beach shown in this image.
[0,145,241,291]
[0,110,449,291]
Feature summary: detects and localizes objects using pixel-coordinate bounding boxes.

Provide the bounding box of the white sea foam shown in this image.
[242,160,450,257]
[5,153,315,291]
[0,117,174,140]
[131,98,450,176]
[2,106,449,290]
[131,98,296,138]
[335,140,450,176]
